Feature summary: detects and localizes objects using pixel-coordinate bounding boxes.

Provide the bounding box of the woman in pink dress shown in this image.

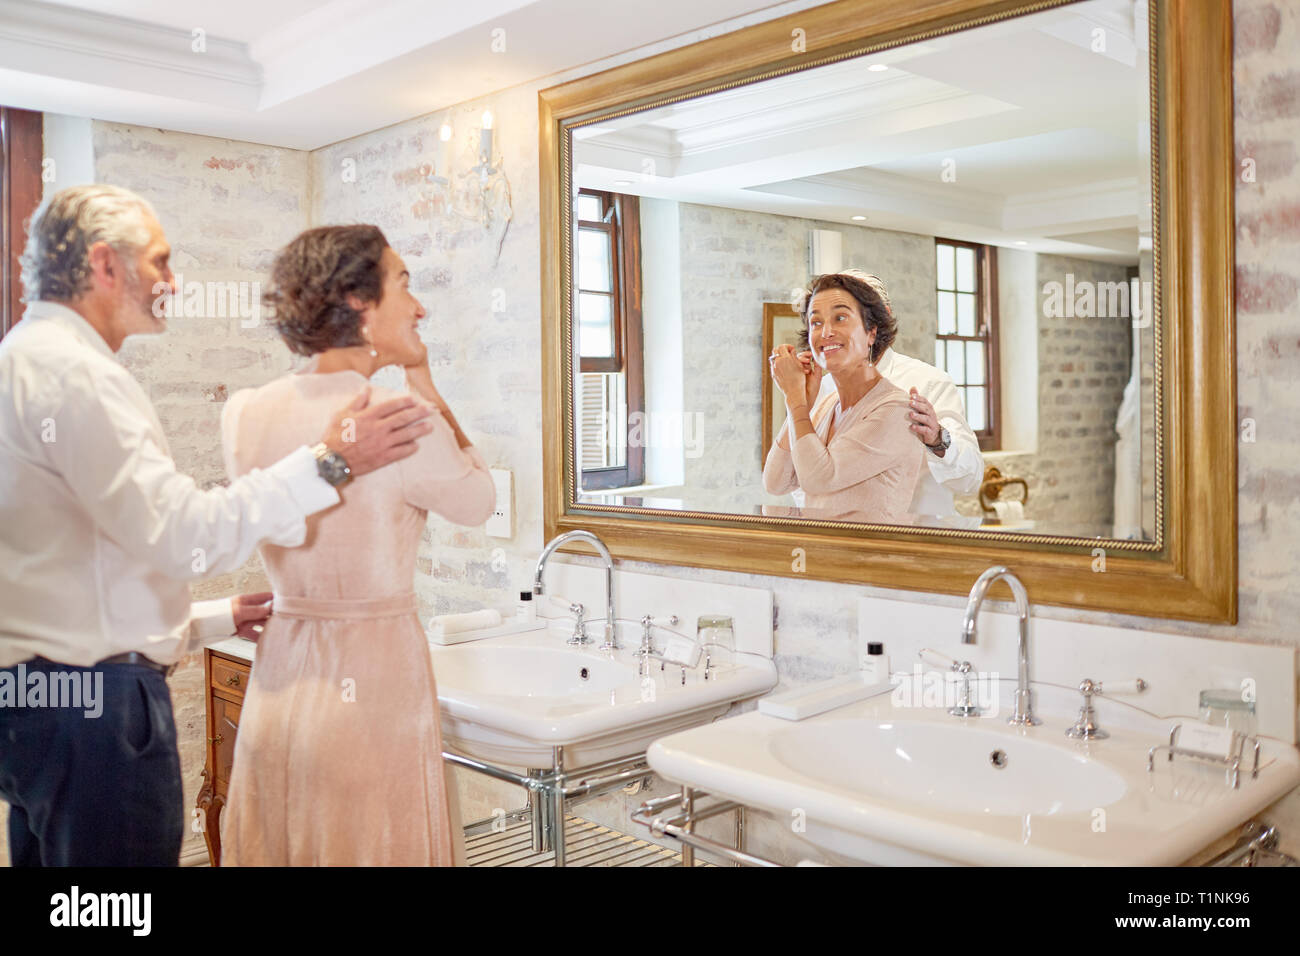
[220,225,494,865]
[763,273,922,522]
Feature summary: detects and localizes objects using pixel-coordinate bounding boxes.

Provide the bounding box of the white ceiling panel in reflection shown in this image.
[573,0,1150,265]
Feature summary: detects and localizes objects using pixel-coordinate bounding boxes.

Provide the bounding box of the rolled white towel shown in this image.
[993,500,1025,523]
[429,609,502,636]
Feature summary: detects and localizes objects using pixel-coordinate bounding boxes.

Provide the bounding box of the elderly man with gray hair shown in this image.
[0,184,434,865]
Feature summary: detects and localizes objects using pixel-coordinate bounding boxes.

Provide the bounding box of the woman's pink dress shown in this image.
[762,376,923,522]
[218,365,494,866]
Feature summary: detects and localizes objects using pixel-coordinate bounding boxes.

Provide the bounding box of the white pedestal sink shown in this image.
[647,680,1300,865]
[432,622,777,767]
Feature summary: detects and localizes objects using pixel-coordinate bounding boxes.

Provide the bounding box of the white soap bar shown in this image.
[1178,723,1237,759]
[659,635,701,667]
[758,674,893,721]
[427,617,546,645]
[430,609,501,635]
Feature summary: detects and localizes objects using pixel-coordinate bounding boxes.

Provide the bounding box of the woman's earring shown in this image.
[360,326,378,359]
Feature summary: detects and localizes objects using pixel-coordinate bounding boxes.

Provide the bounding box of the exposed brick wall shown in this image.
[956,255,1133,533]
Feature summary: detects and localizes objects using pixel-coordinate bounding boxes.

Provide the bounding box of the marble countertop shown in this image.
[208,636,256,663]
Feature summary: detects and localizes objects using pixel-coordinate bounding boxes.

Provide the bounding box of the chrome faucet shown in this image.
[961,566,1040,727]
[533,530,620,651]
[638,615,656,678]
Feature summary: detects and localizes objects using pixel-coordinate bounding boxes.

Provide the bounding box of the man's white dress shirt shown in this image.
[813,347,984,516]
[0,301,340,668]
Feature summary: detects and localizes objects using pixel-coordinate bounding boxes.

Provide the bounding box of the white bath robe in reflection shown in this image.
[1112,364,1143,539]
[808,348,983,517]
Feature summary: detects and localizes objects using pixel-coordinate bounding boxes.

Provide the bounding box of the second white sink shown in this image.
[770,718,1130,817]
[432,622,777,767]
[648,680,1300,865]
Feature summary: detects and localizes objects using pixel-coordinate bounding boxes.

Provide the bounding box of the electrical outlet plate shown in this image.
[486,468,513,538]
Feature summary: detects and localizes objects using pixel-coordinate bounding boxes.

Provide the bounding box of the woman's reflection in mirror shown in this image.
[762,273,922,522]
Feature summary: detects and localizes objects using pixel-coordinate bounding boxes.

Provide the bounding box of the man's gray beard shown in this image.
[120,266,164,332]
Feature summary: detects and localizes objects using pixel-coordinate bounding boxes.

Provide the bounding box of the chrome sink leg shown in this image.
[681,786,696,867]
[552,746,567,867]
[734,805,746,868]
[529,767,550,853]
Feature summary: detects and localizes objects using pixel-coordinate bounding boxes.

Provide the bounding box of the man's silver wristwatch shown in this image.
[311,443,353,488]
[926,426,952,456]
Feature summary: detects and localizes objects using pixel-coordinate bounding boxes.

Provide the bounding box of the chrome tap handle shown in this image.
[918,648,959,670]
[1095,678,1148,696]
[637,614,655,677]
[917,649,982,717]
[567,602,590,646]
[1064,676,1144,739]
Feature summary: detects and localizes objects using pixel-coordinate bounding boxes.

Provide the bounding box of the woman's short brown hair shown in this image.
[264,225,390,356]
[797,272,897,363]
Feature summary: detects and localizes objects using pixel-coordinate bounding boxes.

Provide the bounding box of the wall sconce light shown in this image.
[470,111,499,180]
[459,109,512,255]
[417,108,514,261]
[417,122,454,205]
[434,123,453,184]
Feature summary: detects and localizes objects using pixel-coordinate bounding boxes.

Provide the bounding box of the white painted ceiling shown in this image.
[575,0,1151,264]
[0,0,804,149]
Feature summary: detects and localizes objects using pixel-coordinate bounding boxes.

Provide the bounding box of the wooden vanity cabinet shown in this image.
[196,647,250,866]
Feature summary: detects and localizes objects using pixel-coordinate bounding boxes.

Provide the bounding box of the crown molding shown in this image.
[0,0,259,108]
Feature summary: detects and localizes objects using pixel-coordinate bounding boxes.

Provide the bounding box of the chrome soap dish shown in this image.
[1147,723,1261,789]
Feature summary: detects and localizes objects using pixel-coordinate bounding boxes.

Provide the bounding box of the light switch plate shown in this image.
[486,468,513,538]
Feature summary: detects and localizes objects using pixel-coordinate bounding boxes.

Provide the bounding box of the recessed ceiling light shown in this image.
[868,64,888,72]
[613,179,634,186]
[1014,240,1028,245]
[851,215,867,221]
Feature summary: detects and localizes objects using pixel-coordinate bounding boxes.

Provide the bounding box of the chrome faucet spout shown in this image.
[960,565,1039,727]
[533,530,620,650]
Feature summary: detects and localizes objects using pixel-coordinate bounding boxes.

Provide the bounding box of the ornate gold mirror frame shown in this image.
[539,0,1236,624]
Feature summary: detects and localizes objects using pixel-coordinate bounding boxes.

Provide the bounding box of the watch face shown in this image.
[317,451,350,486]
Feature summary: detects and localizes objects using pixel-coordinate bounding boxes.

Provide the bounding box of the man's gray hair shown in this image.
[19,184,157,303]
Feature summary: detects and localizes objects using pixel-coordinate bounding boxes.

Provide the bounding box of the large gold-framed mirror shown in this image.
[540,0,1235,623]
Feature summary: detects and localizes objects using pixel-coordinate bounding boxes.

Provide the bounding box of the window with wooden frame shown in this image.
[933,238,1000,451]
[2,107,44,340]
[575,188,644,490]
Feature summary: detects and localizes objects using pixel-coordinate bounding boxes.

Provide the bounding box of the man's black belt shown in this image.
[32,652,176,678]
[95,652,176,678]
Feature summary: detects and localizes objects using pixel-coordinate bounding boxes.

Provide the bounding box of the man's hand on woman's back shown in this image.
[320,385,434,477]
